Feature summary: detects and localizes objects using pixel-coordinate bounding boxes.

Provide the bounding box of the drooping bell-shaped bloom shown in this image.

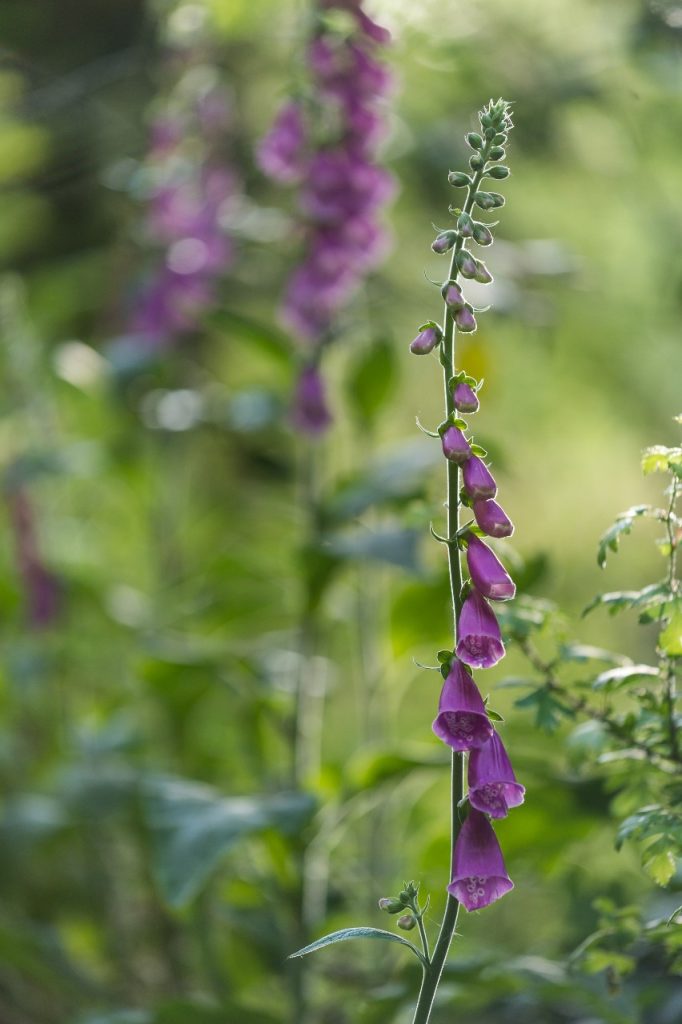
[292,365,332,435]
[441,282,464,310]
[448,809,514,911]
[462,455,497,500]
[410,325,441,355]
[453,381,479,413]
[432,660,493,752]
[441,426,471,464]
[473,498,514,538]
[465,533,516,601]
[455,306,477,333]
[456,588,505,669]
[468,731,525,819]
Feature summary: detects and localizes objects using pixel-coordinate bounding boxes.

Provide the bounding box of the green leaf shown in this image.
[144,777,316,908]
[582,590,642,617]
[596,505,650,567]
[644,850,676,887]
[346,747,443,790]
[559,643,630,665]
[322,528,420,573]
[514,687,572,732]
[592,664,660,692]
[345,337,398,428]
[207,310,292,368]
[324,442,440,523]
[642,446,682,475]
[659,601,682,657]
[289,927,426,966]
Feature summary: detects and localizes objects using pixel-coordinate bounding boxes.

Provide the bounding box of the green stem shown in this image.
[664,474,679,760]
[411,140,493,1024]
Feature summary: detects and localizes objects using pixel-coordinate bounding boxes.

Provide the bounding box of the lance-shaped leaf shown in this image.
[597,505,651,568]
[592,664,660,692]
[144,776,316,908]
[289,927,427,966]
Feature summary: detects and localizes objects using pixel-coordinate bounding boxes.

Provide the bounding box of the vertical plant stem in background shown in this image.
[664,475,679,760]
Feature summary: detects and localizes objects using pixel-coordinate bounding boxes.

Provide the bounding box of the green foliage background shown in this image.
[0,0,680,1022]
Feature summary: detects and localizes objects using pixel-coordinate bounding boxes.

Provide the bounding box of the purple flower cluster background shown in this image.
[259,0,395,433]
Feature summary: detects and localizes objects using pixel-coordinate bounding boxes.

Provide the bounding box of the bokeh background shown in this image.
[0,0,681,1022]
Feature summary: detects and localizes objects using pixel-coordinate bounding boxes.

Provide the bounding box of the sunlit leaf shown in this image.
[289,927,426,965]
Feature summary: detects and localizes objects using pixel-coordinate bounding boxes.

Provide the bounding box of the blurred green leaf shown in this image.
[345,337,399,428]
[515,687,572,732]
[144,777,316,908]
[322,527,420,572]
[659,601,682,657]
[596,505,650,568]
[592,664,660,692]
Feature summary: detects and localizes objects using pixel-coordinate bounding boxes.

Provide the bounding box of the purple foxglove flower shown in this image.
[473,498,514,538]
[448,809,514,911]
[465,533,516,602]
[462,455,497,500]
[468,731,525,818]
[292,365,332,435]
[453,381,479,413]
[441,426,472,464]
[455,306,477,333]
[442,283,464,310]
[410,326,441,355]
[432,660,493,752]
[257,101,307,183]
[456,250,477,278]
[456,589,505,669]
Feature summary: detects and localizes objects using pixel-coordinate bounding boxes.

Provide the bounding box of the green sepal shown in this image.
[437,649,454,664]
[418,319,444,338]
[486,708,505,722]
[470,443,488,457]
[459,487,472,508]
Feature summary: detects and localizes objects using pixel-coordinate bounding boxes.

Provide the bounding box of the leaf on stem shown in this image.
[289,927,427,966]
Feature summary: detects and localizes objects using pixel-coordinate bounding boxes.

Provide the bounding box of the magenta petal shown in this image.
[468,731,525,819]
[473,498,514,538]
[442,426,472,464]
[466,534,516,602]
[432,661,493,752]
[448,809,514,911]
[453,381,479,413]
[456,589,505,669]
[462,456,497,500]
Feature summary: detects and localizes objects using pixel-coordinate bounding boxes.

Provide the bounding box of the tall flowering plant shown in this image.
[290,100,522,1024]
[258,0,394,432]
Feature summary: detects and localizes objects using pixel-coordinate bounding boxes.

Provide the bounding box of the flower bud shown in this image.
[410,325,442,354]
[441,425,472,463]
[448,171,471,188]
[441,282,464,310]
[474,261,493,284]
[473,223,493,246]
[455,306,477,333]
[487,192,505,208]
[456,250,477,278]
[378,897,405,914]
[453,381,479,413]
[462,455,496,499]
[457,212,474,238]
[493,133,507,145]
[465,132,483,150]
[432,230,457,254]
[489,146,506,160]
[473,498,514,538]
[486,165,510,179]
[469,154,484,171]
[473,191,496,211]
[465,533,516,601]
[397,914,416,931]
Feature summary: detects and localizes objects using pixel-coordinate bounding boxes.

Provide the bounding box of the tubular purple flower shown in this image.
[473,498,514,538]
[468,731,525,819]
[462,455,497,500]
[456,588,505,669]
[465,533,516,602]
[442,425,472,463]
[432,660,493,752]
[448,809,514,911]
[442,282,465,310]
[410,325,441,355]
[453,380,479,413]
[292,365,332,435]
[456,250,477,278]
[455,306,477,333]
[257,101,307,183]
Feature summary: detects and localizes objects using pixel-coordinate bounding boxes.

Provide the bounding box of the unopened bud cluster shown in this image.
[410,99,513,350]
[378,880,425,931]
